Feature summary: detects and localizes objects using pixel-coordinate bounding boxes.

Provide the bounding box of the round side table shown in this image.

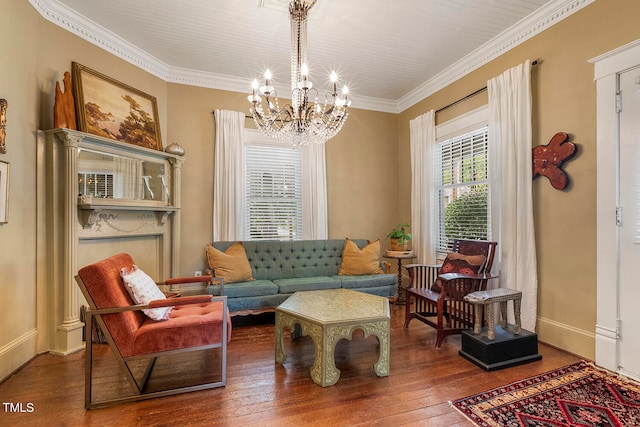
[383,251,416,304]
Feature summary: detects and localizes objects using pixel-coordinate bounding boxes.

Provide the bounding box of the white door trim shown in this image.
[591,39,640,372]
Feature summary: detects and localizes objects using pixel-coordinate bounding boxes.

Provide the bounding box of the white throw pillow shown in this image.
[120,265,172,321]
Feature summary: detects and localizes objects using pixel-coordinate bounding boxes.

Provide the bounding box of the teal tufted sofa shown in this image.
[207,239,398,314]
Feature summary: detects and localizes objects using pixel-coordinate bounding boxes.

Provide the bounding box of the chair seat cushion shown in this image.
[131,300,231,357]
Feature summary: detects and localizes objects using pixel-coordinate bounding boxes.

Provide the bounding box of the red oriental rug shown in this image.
[451,361,640,426]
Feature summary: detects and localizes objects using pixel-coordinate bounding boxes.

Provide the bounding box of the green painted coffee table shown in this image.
[275,289,390,387]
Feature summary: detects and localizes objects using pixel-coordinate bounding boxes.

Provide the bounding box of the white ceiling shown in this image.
[30,0,592,113]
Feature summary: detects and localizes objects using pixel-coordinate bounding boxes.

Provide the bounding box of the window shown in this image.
[245,143,303,241]
[435,126,490,256]
[78,172,114,198]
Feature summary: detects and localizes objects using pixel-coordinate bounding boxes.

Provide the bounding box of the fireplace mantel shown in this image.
[40,128,185,355]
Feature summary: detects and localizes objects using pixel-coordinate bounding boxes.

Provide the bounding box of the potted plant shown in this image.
[387,223,412,251]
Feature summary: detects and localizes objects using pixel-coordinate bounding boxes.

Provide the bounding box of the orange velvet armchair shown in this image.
[75,253,231,409]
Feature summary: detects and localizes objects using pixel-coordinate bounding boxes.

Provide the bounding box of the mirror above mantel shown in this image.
[44,127,185,229]
[78,148,171,204]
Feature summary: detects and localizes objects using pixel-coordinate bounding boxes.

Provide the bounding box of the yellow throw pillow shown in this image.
[205,242,254,283]
[338,238,384,276]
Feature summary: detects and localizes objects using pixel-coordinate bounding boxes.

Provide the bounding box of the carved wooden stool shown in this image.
[464,288,522,340]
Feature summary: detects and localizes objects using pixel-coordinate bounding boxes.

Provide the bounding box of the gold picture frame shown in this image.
[72,62,162,151]
[0,160,9,223]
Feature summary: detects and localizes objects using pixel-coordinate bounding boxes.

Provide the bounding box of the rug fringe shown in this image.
[449,400,480,426]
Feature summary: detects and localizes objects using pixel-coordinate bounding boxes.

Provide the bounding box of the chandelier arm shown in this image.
[248,0,348,145]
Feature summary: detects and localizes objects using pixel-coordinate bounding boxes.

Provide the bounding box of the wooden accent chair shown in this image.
[404,240,497,348]
[75,253,231,409]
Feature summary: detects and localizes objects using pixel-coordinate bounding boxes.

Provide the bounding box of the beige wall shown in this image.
[399,0,640,359]
[167,83,398,276]
[2,0,640,378]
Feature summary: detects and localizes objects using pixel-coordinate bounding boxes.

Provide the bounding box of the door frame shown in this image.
[592,38,640,373]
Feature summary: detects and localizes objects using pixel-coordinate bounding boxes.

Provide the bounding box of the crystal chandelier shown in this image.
[248,0,350,146]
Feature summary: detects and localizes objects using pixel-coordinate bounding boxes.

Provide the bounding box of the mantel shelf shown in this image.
[77,203,179,227]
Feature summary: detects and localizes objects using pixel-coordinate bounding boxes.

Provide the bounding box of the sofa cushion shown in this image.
[220,280,279,299]
[274,276,342,293]
[336,274,397,289]
[338,238,384,275]
[213,239,374,280]
[206,242,254,283]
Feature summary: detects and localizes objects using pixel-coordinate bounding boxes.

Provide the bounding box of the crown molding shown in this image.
[29,0,594,115]
[28,0,170,80]
[396,0,595,113]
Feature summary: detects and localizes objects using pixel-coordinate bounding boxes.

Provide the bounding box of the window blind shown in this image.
[435,126,490,255]
[78,173,114,198]
[245,144,303,241]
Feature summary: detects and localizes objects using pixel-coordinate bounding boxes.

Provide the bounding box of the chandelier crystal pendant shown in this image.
[248,0,350,146]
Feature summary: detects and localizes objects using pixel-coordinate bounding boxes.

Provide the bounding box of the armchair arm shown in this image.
[438,272,497,299]
[89,295,227,314]
[403,263,441,290]
[438,272,497,281]
[158,275,224,296]
[149,295,212,308]
[160,275,212,286]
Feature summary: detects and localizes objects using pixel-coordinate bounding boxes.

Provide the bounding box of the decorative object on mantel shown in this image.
[78,194,92,205]
[53,71,76,130]
[0,98,7,154]
[72,62,163,151]
[248,0,350,146]
[386,223,412,251]
[164,142,185,156]
[532,131,576,190]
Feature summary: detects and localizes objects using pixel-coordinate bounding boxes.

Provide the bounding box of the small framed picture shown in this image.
[0,160,9,223]
[72,62,163,151]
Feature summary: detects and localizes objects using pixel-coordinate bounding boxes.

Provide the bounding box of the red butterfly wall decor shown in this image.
[532,132,576,190]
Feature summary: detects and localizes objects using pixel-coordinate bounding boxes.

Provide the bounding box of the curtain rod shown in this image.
[210,110,252,119]
[435,59,538,115]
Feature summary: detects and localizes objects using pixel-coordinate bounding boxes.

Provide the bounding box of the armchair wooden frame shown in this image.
[403,240,497,348]
[75,254,230,409]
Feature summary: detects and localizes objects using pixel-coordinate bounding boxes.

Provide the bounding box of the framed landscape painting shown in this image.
[72,62,163,151]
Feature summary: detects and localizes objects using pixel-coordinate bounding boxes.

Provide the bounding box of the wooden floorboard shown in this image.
[0,304,581,426]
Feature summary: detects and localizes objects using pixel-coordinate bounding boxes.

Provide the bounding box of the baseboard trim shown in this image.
[0,329,38,382]
[537,316,594,360]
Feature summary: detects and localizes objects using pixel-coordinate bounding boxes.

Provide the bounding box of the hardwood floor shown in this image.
[0,304,580,426]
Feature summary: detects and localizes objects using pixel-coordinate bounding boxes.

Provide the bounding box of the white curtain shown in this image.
[410,110,437,264]
[213,109,245,241]
[487,60,538,332]
[114,156,143,199]
[302,143,328,239]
